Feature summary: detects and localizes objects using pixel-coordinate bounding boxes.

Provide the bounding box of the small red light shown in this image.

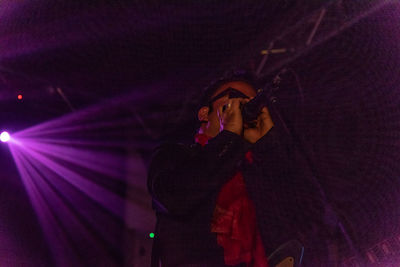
[17,94,23,100]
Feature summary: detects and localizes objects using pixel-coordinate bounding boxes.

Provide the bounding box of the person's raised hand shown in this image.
[243,106,274,143]
[217,98,248,136]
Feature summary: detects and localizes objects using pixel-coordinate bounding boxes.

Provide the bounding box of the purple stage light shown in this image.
[0,131,10,142]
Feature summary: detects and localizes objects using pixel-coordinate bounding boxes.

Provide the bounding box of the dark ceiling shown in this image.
[0,1,325,130]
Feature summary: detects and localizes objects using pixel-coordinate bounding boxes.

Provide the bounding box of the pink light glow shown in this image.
[4,99,155,265]
[7,135,128,266]
[1,131,10,142]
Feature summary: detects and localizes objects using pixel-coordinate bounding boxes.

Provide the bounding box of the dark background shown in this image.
[0,0,399,266]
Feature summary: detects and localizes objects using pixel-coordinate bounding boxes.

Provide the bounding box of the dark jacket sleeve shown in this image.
[147,130,248,218]
[242,126,326,252]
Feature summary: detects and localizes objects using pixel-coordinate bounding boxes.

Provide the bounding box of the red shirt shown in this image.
[195,133,269,267]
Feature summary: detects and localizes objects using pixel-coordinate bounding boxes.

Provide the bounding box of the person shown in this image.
[147,70,327,267]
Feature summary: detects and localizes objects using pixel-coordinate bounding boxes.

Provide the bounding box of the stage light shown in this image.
[0,131,10,142]
[149,232,155,239]
[17,94,23,100]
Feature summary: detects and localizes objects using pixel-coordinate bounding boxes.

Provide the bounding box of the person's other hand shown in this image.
[243,106,274,144]
[217,98,248,136]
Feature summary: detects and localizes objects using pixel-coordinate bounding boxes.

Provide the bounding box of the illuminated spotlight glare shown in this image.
[18,94,23,100]
[0,131,10,142]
